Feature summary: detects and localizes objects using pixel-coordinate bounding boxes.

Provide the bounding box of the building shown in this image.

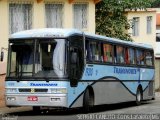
[156,13,160,30]
[155,8,160,91]
[155,8,160,57]
[155,30,160,91]
[0,0,101,75]
[0,0,101,107]
[125,9,160,89]
[156,8,160,30]
[126,9,156,50]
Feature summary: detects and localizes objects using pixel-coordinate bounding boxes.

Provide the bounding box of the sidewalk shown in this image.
[155,92,160,99]
[0,107,32,114]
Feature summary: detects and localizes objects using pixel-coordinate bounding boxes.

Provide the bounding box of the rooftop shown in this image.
[125,8,156,13]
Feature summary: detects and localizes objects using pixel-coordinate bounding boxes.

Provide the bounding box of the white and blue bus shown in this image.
[5,28,155,111]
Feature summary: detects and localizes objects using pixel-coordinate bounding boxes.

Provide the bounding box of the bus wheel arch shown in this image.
[83,86,95,112]
[136,85,143,105]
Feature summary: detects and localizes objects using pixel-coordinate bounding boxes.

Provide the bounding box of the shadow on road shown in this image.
[9,101,152,116]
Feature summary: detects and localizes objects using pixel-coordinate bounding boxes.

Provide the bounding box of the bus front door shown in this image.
[69,35,84,87]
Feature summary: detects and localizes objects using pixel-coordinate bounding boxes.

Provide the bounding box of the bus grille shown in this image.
[19,88,48,93]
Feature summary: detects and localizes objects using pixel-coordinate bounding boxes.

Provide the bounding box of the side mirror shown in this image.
[71,52,78,64]
[0,51,4,62]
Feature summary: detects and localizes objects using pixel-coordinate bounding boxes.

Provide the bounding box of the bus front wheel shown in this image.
[136,88,142,105]
[83,87,94,112]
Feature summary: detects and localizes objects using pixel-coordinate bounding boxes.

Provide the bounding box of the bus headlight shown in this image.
[7,97,16,101]
[51,88,67,94]
[6,88,17,93]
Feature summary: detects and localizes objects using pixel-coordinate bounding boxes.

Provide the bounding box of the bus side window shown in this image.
[103,43,113,62]
[125,48,129,64]
[86,41,95,62]
[86,40,102,62]
[128,48,135,64]
[95,42,102,62]
[146,51,153,66]
[114,45,117,63]
[136,50,145,65]
[116,46,125,64]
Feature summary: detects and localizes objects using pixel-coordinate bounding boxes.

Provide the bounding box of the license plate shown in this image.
[27,96,38,101]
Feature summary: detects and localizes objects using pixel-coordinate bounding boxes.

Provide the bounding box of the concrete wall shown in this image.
[156,8,160,30]
[0,0,9,75]
[155,59,160,90]
[0,0,96,75]
[156,9,160,90]
[157,26,160,30]
[0,75,5,107]
[32,0,96,31]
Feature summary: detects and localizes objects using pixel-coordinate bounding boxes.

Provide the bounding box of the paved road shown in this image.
[1,93,160,120]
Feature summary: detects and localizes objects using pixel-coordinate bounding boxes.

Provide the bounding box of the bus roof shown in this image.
[85,33,153,50]
[10,28,153,50]
[10,28,82,39]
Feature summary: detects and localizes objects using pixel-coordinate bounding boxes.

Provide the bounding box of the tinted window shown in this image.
[86,41,103,62]
[136,50,145,65]
[103,44,113,62]
[146,51,153,66]
[116,46,125,64]
[128,48,135,64]
[9,41,34,77]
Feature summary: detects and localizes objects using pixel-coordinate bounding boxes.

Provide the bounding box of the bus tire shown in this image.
[152,97,155,100]
[136,87,143,106]
[83,87,94,113]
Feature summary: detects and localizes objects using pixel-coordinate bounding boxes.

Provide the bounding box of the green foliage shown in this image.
[96,0,151,41]
[151,0,160,7]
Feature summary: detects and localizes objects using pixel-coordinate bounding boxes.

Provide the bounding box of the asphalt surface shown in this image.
[1,93,160,120]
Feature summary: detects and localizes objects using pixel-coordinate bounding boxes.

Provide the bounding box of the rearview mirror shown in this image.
[0,51,4,62]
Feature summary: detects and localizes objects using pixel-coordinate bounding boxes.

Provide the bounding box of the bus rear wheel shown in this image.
[83,88,94,113]
[136,88,142,106]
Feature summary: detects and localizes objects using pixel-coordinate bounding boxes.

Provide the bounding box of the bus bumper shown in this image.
[5,94,67,107]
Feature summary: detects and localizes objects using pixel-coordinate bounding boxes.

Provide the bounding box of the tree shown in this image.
[96,0,151,41]
[151,0,160,7]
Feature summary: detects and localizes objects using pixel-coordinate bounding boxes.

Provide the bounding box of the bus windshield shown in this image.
[8,39,67,78]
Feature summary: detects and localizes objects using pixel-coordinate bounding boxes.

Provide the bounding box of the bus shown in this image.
[5,28,155,112]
